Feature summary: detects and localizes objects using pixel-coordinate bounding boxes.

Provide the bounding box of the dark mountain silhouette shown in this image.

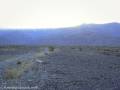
[0,22,120,46]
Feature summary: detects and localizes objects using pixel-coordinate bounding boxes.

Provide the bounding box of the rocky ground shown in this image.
[0,46,120,90]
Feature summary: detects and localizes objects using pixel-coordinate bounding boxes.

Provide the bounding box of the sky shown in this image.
[0,0,120,28]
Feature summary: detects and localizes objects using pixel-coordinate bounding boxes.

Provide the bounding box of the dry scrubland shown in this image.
[0,46,120,90]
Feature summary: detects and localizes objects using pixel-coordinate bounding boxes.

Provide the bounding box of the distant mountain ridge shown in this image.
[0,22,120,46]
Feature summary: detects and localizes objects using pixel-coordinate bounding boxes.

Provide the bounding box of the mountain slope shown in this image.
[0,23,120,46]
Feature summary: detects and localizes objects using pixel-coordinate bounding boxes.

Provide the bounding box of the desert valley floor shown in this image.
[0,46,120,90]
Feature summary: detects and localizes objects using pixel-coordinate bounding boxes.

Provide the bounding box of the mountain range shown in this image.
[0,22,120,46]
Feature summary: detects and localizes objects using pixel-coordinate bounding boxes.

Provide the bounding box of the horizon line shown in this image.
[0,22,119,30]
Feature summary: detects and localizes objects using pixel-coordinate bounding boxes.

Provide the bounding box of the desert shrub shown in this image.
[17,61,22,65]
[71,47,75,49]
[4,68,19,79]
[79,47,82,51]
[48,46,54,52]
[98,47,120,57]
[103,48,111,52]
[4,61,33,80]
[115,54,120,57]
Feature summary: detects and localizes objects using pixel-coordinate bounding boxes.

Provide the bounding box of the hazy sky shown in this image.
[0,0,120,28]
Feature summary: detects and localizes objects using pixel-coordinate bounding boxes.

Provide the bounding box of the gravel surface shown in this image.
[0,46,120,90]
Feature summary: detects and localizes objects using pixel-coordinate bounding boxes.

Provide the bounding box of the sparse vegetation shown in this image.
[97,47,120,57]
[48,46,54,52]
[4,61,33,79]
[79,47,82,51]
[4,68,20,79]
[71,47,75,49]
[1,46,120,89]
[17,61,22,65]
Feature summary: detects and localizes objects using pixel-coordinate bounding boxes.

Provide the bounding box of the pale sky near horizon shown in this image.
[0,0,120,28]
